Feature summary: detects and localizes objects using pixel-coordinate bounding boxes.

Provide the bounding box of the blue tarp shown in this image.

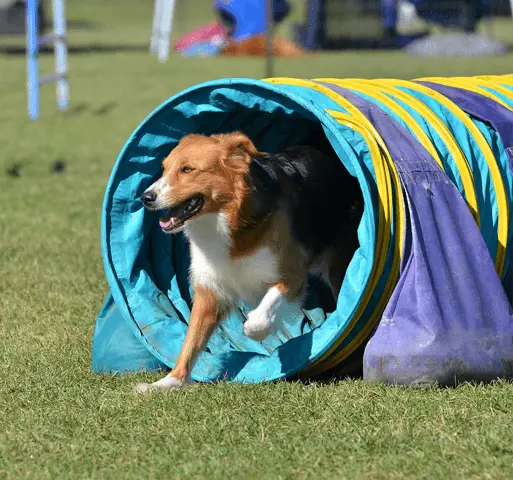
[215,0,290,40]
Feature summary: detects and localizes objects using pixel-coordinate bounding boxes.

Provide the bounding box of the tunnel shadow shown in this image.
[287,342,366,385]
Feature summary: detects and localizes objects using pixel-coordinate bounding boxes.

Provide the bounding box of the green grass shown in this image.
[1,1,513,478]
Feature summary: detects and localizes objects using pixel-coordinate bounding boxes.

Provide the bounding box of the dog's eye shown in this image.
[181,166,194,173]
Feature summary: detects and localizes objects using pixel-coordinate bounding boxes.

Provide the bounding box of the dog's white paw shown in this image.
[135,382,152,394]
[135,374,192,394]
[244,309,276,341]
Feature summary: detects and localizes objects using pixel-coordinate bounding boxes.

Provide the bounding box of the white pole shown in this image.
[150,0,163,53]
[157,0,176,62]
[52,0,69,111]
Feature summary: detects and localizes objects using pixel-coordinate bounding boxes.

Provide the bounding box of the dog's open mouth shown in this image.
[159,195,204,232]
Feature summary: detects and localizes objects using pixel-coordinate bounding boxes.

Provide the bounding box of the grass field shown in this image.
[1,1,513,478]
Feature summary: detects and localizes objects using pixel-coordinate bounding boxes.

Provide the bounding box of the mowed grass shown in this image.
[1,1,513,478]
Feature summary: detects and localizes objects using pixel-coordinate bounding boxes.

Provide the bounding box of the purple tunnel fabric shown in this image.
[419,81,513,300]
[322,82,513,386]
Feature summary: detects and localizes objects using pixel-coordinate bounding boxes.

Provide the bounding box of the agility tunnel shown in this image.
[93,75,513,386]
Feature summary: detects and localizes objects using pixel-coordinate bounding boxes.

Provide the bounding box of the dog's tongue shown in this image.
[159,217,178,229]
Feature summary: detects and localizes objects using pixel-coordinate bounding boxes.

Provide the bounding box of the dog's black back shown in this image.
[248,145,363,257]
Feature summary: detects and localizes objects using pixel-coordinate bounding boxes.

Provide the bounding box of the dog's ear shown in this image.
[212,132,266,170]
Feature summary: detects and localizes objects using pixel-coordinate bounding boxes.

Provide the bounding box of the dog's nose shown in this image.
[140,190,157,207]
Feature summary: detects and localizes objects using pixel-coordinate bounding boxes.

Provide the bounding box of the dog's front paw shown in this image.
[135,374,192,394]
[244,309,276,341]
[135,382,152,394]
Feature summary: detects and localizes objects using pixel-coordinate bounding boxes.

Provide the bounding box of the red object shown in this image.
[174,21,227,51]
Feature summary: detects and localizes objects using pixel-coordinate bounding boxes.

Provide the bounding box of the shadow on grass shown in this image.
[64,102,118,117]
[0,44,148,56]
[66,20,100,30]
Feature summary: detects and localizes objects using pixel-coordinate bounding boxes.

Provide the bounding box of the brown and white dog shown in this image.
[136,132,362,392]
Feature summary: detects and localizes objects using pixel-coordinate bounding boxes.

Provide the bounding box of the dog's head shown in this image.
[140,132,264,233]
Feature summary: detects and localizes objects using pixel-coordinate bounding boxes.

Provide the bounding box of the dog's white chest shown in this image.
[185,214,279,306]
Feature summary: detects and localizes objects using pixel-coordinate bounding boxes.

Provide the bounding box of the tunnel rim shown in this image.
[101,77,378,382]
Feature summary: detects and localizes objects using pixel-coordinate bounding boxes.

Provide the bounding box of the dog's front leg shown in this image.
[136,286,222,393]
[244,282,300,341]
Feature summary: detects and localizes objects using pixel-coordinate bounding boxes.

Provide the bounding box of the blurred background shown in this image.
[0,0,511,203]
[0,0,512,225]
[1,1,513,108]
[1,1,513,141]
[0,0,511,228]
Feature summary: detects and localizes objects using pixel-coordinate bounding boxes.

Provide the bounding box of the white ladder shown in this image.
[26,0,69,120]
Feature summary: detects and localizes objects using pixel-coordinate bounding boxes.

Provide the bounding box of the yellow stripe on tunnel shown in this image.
[264,77,404,376]
[317,78,480,227]
[473,75,513,85]
[305,114,402,376]
[373,79,509,277]
[419,77,513,112]
[470,76,513,106]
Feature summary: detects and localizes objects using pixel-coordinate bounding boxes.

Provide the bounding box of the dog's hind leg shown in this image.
[136,286,223,393]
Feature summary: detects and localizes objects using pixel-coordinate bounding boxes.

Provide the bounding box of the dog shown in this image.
[136,132,362,392]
